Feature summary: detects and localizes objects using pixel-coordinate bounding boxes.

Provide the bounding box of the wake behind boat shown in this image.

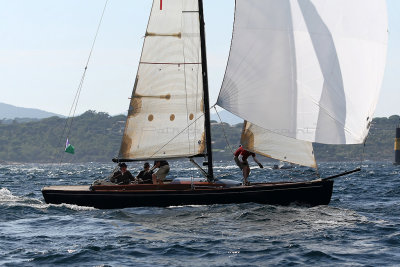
[42,0,388,209]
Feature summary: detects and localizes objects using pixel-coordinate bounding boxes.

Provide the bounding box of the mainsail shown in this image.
[217,0,388,145]
[241,121,316,168]
[119,0,206,160]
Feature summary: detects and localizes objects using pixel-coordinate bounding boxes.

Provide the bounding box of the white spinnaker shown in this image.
[119,0,205,160]
[241,121,317,168]
[217,0,388,145]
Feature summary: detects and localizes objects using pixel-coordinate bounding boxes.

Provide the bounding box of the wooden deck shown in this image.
[42,185,91,191]
[42,181,318,192]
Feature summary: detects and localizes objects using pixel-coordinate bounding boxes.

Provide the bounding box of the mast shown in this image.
[198,0,214,181]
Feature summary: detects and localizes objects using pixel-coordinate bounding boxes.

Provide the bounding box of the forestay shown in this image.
[119,0,205,160]
[217,0,388,145]
[241,121,316,168]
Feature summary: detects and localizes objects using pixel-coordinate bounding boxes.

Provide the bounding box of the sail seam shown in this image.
[193,4,201,155]
[181,1,192,156]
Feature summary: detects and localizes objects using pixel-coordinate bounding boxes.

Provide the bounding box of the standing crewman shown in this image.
[234,145,263,185]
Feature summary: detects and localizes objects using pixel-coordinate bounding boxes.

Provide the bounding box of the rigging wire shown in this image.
[190,7,202,184]
[214,106,235,155]
[360,136,368,168]
[142,105,240,180]
[55,0,109,166]
[359,120,373,170]
[147,112,206,159]
[180,9,192,159]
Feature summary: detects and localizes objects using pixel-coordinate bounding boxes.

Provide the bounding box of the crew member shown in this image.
[151,160,170,184]
[234,145,263,185]
[136,162,153,184]
[111,163,134,184]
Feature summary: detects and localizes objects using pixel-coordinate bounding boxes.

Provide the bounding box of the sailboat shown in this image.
[42,0,388,209]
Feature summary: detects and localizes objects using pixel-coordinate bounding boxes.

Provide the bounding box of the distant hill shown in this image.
[210,110,242,125]
[0,102,63,120]
[0,111,398,163]
[0,111,125,163]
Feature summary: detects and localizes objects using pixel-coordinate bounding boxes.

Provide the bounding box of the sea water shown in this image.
[0,161,399,266]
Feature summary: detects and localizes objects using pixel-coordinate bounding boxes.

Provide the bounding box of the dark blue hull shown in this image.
[42,180,334,209]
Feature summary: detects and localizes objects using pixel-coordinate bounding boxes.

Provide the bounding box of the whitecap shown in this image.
[0,187,96,211]
[167,205,207,209]
[51,203,97,211]
[0,187,20,202]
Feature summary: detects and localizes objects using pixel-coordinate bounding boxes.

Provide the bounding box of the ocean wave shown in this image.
[0,187,95,211]
[0,187,20,202]
[50,203,97,211]
[1,162,400,266]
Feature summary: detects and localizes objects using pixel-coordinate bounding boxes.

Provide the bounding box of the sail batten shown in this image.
[119,0,205,160]
[218,0,388,145]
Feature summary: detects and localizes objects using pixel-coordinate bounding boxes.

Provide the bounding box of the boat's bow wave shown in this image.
[0,187,96,211]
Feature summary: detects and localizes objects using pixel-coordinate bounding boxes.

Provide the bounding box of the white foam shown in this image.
[213,164,238,170]
[0,188,19,202]
[167,205,207,209]
[53,203,97,211]
[0,188,51,209]
[0,187,96,211]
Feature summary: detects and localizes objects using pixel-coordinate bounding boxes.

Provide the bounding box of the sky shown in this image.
[0,0,399,118]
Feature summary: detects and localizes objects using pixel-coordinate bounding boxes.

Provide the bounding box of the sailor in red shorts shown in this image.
[234,145,263,186]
